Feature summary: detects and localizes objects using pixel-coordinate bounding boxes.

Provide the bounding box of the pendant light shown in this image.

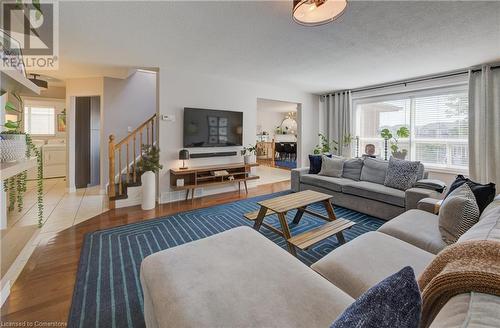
[293,0,348,26]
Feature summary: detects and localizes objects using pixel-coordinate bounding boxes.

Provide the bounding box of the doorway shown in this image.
[75,96,101,188]
[256,98,299,170]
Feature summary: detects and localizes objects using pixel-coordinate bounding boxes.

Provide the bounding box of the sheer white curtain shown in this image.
[324,91,352,156]
[468,65,500,187]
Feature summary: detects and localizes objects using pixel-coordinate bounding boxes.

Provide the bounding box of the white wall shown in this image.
[256,99,297,139]
[102,70,157,186]
[158,69,319,203]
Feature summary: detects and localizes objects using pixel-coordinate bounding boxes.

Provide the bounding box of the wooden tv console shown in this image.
[170,163,259,200]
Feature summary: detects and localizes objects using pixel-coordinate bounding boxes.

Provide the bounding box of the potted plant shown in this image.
[380,127,410,160]
[1,93,27,162]
[241,144,257,164]
[313,133,338,155]
[137,144,163,210]
[1,93,44,226]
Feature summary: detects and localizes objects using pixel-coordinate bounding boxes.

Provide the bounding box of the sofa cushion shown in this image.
[319,155,345,178]
[360,157,389,185]
[300,174,353,192]
[458,195,500,242]
[342,158,363,181]
[309,154,331,174]
[384,158,421,191]
[330,267,421,328]
[140,227,354,328]
[446,174,496,214]
[439,183,480,244]
[312,231,434,298]
[378,209,447,254]
[429,292,500,328]
[342,181,405,207]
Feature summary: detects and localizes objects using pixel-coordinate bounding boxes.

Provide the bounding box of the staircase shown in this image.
[108,114,158,209]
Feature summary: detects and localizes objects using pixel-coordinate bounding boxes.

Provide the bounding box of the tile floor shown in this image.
[1,178,107,291]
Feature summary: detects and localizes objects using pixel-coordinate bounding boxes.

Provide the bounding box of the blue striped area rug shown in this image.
[68,191,384,328]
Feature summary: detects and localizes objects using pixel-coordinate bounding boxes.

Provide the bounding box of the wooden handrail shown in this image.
[115,114,157,148]
[108,113,157,206]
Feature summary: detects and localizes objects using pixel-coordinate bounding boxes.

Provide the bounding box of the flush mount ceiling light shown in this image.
[293,0,348,26]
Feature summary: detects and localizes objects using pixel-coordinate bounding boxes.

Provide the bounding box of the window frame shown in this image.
[24,105,57,136]
[352,84,469,174]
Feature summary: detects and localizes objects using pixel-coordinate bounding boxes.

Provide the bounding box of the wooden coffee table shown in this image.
[244,190,355,256]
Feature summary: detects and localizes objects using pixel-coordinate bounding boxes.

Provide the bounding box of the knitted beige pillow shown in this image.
[438,183,480,244]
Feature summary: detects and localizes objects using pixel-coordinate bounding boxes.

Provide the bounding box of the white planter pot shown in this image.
[244,154,256,164]
[0,134,27,163]
[141,171,156,210]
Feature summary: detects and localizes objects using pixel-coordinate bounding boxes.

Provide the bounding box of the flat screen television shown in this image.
[183,108,243,147]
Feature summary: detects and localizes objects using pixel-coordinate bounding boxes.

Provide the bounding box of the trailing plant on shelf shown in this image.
[313,133,338,155]
[1,93,44,227]
[380,126,410,160]
[137,144,163,174]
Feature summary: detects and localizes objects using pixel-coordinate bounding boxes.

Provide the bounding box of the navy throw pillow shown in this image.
[308,154,331,174]
[330,267,421,328]
[446,175,496,214]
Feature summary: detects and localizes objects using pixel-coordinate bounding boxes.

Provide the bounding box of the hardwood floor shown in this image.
[1,181,290,324]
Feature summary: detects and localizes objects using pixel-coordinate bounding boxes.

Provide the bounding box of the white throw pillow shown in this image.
[438,183,480,244]
[319,155,345,178]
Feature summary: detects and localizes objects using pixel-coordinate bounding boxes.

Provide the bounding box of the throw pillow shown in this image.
[439,183,480,244]
[308,154,332,174]
[342,158,364,181]
[319,155,345,178]
[360,157,389,185]
[330,266,421,328]
[384,158,421,191]
[446,175,496,214]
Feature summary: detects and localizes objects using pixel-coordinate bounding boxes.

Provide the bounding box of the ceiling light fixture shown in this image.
[29,74,48,89]
[293,0,348,26]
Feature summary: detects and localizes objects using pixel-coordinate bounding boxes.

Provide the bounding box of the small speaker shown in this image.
[189,151,238,159]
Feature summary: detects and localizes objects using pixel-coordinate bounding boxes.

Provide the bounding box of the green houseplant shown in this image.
[1,93,44,227]
[380,126,410,160]
[241,144,257,164]
[313,133,338,155]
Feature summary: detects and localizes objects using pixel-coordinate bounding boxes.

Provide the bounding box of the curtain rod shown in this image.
[321,64,500,97]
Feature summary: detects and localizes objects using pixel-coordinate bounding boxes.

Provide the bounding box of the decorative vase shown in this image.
[244,154,256,164]
[392,150,408,160]
[141,171,156,210]
[0,133,27,162]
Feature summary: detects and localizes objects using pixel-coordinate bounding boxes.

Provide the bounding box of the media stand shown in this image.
[170,163,259,200]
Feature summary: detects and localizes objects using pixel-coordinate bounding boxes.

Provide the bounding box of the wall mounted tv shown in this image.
[183,108,243,147]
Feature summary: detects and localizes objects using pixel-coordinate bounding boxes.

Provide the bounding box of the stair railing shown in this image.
[108,113,157,206]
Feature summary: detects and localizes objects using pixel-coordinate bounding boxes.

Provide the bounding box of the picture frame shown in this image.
[57,114,66,132]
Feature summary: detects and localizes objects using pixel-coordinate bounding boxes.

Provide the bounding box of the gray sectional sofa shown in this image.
[141,196,500,328]
[292,157,442,219]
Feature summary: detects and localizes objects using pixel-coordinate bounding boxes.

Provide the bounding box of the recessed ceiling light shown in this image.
[293,0,348,26]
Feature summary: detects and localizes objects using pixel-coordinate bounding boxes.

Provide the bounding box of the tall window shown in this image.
[354,87,468,171]
[24,106,56,135]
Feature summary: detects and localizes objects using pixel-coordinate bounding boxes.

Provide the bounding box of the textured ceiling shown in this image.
[48,1,500,93]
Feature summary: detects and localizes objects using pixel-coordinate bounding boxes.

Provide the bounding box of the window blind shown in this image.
[354,87,468,171]
[24,106,55,135]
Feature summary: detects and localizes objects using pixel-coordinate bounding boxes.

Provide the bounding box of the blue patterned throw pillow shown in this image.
[330,267,421,328]
[308,154,331,174]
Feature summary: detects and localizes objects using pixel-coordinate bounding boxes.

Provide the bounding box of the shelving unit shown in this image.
[1,70,41,95]
[170,163,259,200]
[0,158,37,181]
